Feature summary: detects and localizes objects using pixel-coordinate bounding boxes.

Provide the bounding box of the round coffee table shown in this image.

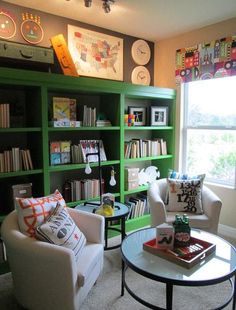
[121,227,236,310]
[76,202,129,250]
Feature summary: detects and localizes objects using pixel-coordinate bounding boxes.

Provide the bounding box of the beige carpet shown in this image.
[0,243,234,310]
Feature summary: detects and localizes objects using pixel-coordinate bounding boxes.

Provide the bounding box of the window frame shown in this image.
[181,81,236,189]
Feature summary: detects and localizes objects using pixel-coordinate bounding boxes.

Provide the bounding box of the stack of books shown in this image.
[125,193,148,219]
[0,147,33,172]
[0,103,10,128]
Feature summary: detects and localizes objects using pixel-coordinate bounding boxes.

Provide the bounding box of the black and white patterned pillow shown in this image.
[166,178,204,214]
[36,202,86,260]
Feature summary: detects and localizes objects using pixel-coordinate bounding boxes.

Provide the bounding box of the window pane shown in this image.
[186,129,236,186]
[187,76,236,127]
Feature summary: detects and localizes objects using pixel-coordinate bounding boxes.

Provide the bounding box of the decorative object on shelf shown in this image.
[128,106,146,126]
[131,39,151,65]
[21,13,44,44]
[0,10,16,39]
[50,34,78,77]
[109,166,116,186]
[138,166,160,186]
[150,106,168,126]
[68,25,123,81]
[131,66,151,86]
[83,0,116,13]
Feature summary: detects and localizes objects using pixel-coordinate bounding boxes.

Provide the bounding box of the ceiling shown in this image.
[3,0,236,41]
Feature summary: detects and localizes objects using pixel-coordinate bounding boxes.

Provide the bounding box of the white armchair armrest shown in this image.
[148,180,167,227]
[68,208,104,244]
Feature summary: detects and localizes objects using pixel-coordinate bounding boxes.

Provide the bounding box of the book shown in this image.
[50,141,61,153]
[61,152,71,164]
[51,153,61,165]
[53,97,70,121]
[60,140,71,153]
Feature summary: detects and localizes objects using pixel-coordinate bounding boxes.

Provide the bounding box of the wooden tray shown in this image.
[143,236,216,269]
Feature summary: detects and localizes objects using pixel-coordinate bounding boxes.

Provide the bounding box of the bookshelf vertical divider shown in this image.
[0,67,176,234]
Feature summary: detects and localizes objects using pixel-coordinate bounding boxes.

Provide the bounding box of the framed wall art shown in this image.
[150,106,168,126]
[68,25,123,81]
[128,106,146,126]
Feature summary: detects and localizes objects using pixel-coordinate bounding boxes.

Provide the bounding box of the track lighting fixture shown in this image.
[84,0,115,13]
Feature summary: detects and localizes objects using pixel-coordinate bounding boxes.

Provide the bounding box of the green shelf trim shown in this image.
[0,67,176,99]
[0,127,41,133]
[0,169,43,179]
[48,126,120,131]
[49,160,120,172]
[124,185,149,195]
[107,214,151,238]
[124,126,173,131]
[124,154,173,163]
[67,193,120,208]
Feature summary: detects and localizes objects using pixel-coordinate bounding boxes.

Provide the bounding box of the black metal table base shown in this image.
[121,264,236,310]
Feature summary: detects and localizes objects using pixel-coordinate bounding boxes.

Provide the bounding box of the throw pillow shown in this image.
[166,178,204,214]
[15,190,66,237]
[36,203,86,261]
[165,170,205,204]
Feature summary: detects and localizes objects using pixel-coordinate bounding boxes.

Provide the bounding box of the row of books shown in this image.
[52,97,77,122]
[83,105,96,127]
[125,193,148,219]
[50,140,107,166]
[63,178,105,202]
[0,148,33,173]
[0,103,10,128]
[124,138,167,159]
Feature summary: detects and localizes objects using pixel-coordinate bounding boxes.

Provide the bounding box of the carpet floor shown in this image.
[0,243,234,310]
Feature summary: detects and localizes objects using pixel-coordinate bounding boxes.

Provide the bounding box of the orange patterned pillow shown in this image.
[15,190,66,237]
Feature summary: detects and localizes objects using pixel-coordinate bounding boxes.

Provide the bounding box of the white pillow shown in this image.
[36,203,86,261]
[15,190,66,237]
[166,178,204,214]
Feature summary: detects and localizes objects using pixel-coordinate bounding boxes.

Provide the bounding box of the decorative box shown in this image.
[125,180,139,191]
[156,223,174,249]
[125,167,139,181]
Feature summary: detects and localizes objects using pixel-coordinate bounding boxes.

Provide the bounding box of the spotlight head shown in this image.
[84,0,92,7]
[102,2,111,13]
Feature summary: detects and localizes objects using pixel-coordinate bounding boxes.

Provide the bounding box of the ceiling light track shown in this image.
[84,0,115,13]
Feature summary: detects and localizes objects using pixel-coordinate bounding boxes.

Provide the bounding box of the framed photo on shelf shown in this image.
[128,106,146,126]
[150,106,168,126]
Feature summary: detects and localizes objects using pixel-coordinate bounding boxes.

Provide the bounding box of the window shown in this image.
[181,76,236,187]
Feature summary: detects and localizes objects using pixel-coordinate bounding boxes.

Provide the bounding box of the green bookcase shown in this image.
[0,67,176,233]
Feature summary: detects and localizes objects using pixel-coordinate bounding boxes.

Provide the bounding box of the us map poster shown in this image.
[68,25,123,81]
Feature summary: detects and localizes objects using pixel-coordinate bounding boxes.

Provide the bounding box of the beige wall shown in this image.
[154,17,236,229]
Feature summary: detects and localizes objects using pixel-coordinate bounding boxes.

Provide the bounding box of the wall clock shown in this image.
[131,66,151,86]
[131,39,151,65]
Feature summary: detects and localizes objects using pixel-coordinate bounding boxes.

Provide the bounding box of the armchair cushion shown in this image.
[166,178,204,214]
[36,203,86,261]
[15,189,66,237]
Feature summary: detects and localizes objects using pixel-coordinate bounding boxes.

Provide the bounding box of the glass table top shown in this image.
[121,227,236,285]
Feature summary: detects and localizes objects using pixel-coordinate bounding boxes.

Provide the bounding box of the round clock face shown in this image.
[131,39,151,65]
[131,66,151,86]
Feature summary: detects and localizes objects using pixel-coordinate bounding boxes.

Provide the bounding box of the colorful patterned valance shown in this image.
[175,35,236,83]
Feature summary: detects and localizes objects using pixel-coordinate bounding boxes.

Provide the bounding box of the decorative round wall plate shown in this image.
[0,11,16,39]
[21,16,44,44]
[131,39,151,65]
[131,66,151,86]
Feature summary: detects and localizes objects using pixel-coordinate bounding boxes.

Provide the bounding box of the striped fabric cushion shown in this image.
[36,203,86,261]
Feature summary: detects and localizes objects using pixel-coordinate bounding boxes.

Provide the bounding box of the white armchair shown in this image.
[148,178,222,234]
[1,208,104,310]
